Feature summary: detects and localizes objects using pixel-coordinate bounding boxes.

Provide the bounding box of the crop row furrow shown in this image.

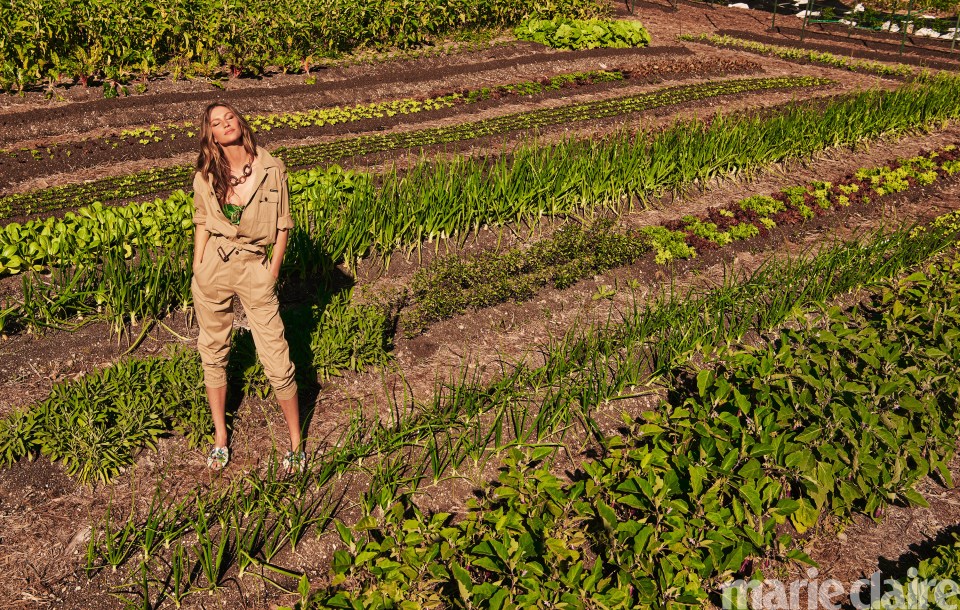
[679,33,921,79]
[1,69,633,172]
[269,77,833,168]
[400,143,960,334]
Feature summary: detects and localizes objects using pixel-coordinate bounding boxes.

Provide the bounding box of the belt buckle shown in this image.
[216,245,232,262]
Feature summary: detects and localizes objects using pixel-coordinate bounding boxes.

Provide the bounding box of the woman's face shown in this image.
[209,106,242,146]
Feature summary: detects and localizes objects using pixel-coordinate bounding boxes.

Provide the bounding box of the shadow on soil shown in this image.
[877,522,960,580]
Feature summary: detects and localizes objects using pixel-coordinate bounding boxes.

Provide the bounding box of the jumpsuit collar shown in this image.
[242,148,279,206]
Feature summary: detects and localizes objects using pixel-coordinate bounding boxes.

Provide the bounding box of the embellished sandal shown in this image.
[206,446,230,471]
[281,449,306,474]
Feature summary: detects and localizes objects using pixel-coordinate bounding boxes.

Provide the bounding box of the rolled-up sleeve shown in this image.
[276,162,294,231]
[192,172,208,227]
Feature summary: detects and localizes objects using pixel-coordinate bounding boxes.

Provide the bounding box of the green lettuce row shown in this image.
[515,17,651,50]
[0,196,194,275]
[0,164,194,224]
[669,146,960,243]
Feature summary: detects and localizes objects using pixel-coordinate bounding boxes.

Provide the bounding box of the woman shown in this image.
[191,101,303,472]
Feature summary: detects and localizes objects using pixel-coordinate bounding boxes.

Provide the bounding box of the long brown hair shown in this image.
[196,101,258,208]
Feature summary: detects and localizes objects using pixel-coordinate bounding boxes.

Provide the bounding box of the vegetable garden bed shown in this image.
[6,5,960,608]
[19,208,960,608]
[0,74,826,221]
[0,52,762,193]
[800,19,960,53]
[0,45,692,149]
[681,33,920,78]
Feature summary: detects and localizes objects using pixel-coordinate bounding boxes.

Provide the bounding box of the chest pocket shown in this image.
[255,188,280,223]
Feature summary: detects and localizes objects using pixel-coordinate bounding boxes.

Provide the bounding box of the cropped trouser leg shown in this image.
[191,241,235,390]
[191,241,297,399]
[234,254,298,400]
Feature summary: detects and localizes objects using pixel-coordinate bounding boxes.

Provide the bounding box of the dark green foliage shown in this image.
[2,348,208,484]
[0,0,606,92]
[312,245,960,609]
[234,289,394,398]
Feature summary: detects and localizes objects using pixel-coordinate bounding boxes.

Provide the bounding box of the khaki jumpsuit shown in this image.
[191,147,298,400]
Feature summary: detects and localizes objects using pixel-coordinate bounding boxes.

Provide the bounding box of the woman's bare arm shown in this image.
[270,228,288,278]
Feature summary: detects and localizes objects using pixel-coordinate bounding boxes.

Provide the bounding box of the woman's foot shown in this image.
[281,449,306,474]
[207,446,230,470]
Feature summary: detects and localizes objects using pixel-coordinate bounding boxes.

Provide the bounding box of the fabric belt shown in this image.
[211,234,265,262]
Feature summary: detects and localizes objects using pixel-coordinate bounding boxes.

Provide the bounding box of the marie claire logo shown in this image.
[722,568,960,610]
